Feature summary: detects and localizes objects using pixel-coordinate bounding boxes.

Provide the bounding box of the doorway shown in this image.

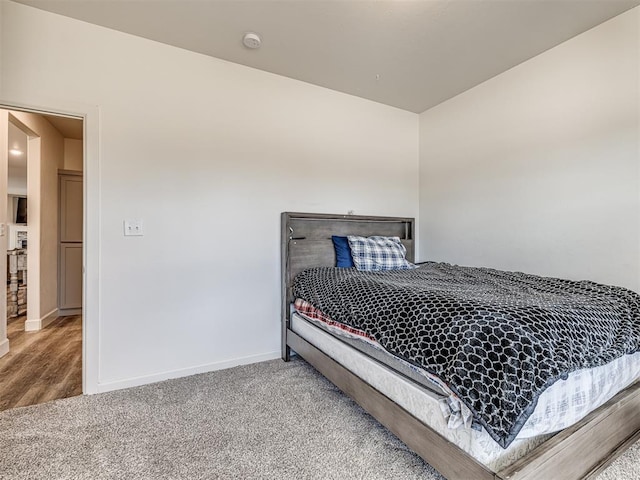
[6,121,27,321]
[0,109,84,410]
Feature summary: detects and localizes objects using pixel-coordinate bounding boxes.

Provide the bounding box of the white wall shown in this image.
[0,3,3,96]
[0,2,419,390]
[7,176,26,195]
[419,7,640,293]
[63,138,82,171]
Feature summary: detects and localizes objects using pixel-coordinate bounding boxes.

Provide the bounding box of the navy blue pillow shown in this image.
[331,236,354,268]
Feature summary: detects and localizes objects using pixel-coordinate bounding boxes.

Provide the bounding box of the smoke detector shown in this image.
[243,32,262,49]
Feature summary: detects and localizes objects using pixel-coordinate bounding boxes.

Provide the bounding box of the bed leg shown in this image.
[282,344,291,362]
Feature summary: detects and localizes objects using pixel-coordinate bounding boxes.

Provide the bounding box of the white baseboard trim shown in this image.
[58,307,81,316]
[95,350,281,394]
[0,338,9,358]
[25,308,59,332]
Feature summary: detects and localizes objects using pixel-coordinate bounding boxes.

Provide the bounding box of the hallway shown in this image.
[0,315,81,411]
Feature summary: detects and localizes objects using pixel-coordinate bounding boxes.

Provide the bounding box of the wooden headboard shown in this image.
[280,212,415,358]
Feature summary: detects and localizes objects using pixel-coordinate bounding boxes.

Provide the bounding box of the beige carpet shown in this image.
[0,358,637,479]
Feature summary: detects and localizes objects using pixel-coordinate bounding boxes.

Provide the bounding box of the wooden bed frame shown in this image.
[280,212,640,480]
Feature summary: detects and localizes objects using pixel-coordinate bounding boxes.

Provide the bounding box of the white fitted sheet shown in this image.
[293,305,640,440]
[291,312,640,471]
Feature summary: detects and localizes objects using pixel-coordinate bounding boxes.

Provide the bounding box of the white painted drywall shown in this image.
[6,196,15,223]
[0,2,419,389]
[63,138,82,171]
[419,7,640,293]
[9,110,65,326]
[0,4,3,97]
[7,176,26,195]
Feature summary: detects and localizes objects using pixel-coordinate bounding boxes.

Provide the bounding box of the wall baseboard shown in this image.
[25,308,59,331]
[0,338,9,358]
[58,307,81,316]
[95,350,281,393]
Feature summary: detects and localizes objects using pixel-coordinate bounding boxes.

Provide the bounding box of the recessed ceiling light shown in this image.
[9,149,23,156]
[243,32,261,49]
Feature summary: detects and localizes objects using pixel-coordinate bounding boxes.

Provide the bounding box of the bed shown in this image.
[280,212,640,480]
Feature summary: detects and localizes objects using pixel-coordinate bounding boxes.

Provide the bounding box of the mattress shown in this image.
[294,300,640,439]
[291,312,640,471]
[293,263,640,447]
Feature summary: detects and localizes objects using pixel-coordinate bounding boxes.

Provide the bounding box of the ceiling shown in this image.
[13,0,640,113]
[8,121,27,173]
[42,114,84,140]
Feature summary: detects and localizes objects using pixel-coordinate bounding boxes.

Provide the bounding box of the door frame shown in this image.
[0,97,100,394]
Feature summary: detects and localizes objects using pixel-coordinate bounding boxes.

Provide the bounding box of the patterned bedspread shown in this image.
[292,262,640,448]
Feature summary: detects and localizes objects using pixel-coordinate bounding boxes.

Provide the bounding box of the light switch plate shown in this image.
[0,223,5,236]
[123,219,144,236]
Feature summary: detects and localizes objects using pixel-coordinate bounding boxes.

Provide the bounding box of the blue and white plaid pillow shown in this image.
[347,236,416,271]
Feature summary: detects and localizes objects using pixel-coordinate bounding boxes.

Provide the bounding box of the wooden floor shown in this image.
[0,314,82,412]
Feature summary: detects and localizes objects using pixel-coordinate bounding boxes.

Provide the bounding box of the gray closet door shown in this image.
[59,244,82,309]
[59,173,83,312]
[59,176,83,243]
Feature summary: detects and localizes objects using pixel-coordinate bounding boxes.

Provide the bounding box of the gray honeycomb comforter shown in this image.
[292,262,640,448]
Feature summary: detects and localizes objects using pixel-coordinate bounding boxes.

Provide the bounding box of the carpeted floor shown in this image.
[0,358,637,479]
